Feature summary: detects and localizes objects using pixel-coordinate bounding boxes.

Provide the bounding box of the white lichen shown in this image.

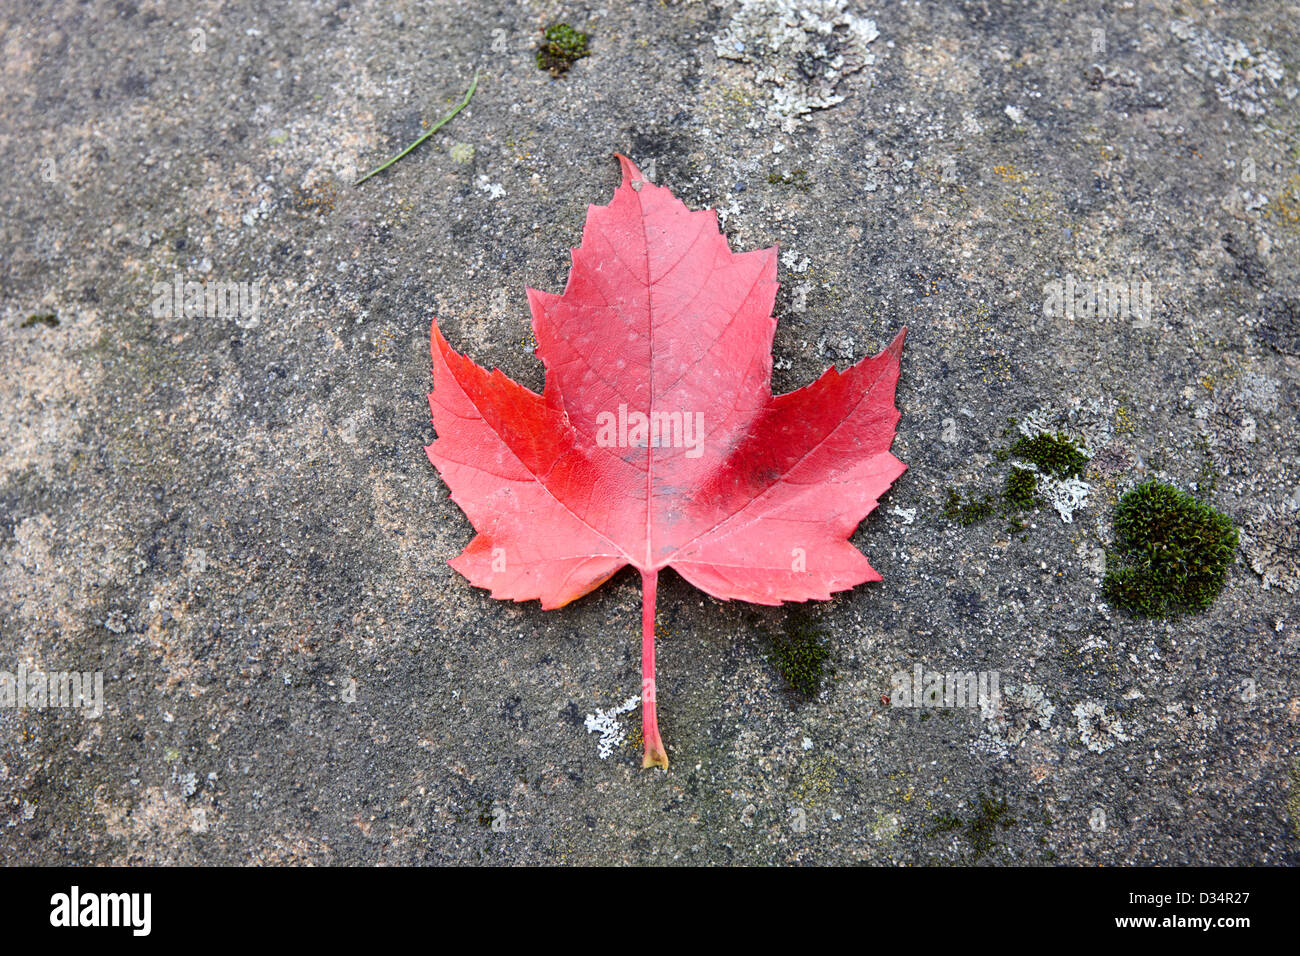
[1039,473,1091,524]
[474,174,504,200]
[1018,397,1113,453]
[584,696,640,759]
[888,505,917,525]
[1013,402,1101,522]
[1170,19,1285,118]
[714,0,879,131]
[1021,684,1057,730]
[170,768,199,798]
[974,682,1056,758]
[1010,459,1092,523]
[1072,701,1131,753]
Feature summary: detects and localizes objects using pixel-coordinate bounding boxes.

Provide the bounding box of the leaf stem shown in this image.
[640,568,669,769]
[353,71,479,186]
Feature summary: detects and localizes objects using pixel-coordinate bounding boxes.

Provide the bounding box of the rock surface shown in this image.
[1,0,1297,864]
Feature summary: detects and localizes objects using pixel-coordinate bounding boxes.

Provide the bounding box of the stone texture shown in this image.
[1,0,1297,864]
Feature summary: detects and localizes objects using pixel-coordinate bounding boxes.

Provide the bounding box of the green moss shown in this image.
[21,312,59,328]
[767,611,831,698]
[1003,467,1038,509]
[536,23,590,76]
[768,168,811,191]
[928,812,962,835]
[928,794,1015,861]
[1101,481,1238,618]
[966,795,1015,860]
[942,487,994,526]
[1009,431,1088,478]
[1194,434,1219,497]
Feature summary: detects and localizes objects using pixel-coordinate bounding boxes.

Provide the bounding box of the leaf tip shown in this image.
[890,326,908,357]
[614,152,645,188]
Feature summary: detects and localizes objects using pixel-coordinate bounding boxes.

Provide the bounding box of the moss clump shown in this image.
[942,487,994,526]
[1009,431,1088,478]
[929,794,1015,860]
[768,612,830,698]
[966,795,1015,860]
[536,23,590,76]
[928,812,962,836]
[1003,467,1038,509]
[768,168,811,191]
[21,312,59,328]
[1101,481,1238,617]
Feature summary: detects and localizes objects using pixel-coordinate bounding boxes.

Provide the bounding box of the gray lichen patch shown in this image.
[713,0,880,131]
[1169,19,1287,118]
[1071,700,1132,754]
[1241,503,1300,593]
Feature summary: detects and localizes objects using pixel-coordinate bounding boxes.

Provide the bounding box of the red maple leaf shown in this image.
[428,156,906,769]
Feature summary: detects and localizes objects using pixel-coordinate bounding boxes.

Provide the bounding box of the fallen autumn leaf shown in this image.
[427,155,906,769]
